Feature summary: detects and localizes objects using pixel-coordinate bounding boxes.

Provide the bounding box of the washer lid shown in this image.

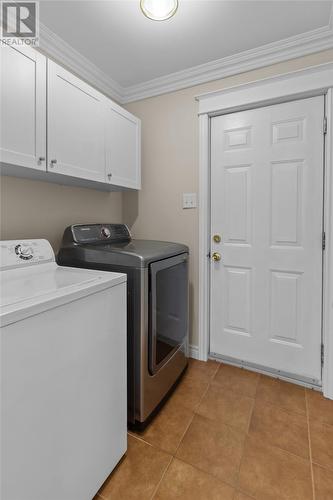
[0,263,126,326]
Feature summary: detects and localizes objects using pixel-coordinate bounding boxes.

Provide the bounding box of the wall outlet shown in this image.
[183,193,197,209]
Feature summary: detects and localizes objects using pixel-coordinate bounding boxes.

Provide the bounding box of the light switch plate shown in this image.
[183,193,197,209]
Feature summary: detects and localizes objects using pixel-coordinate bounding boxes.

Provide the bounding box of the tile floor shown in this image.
[95,359,333,500]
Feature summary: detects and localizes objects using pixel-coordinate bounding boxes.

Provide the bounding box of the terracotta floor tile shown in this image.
[256,375,306,415]
[249,400,309,459]
[184,358,220,383]
[98,435,171,500]
[196,384,254,432]
[176,414,245,487]
[307,390,333,426]
[310,421,333,470]
[153,458,234,500]
[133,397,194,455]
[233,492,255,500]
[313,464,333,500]
[169,376,209,412]
[239,435,312,500]
[213,364,259,398]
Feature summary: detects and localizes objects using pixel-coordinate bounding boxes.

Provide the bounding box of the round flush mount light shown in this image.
[140,0,178,21]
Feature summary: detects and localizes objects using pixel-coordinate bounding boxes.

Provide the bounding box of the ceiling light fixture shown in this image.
[140,0,178,21]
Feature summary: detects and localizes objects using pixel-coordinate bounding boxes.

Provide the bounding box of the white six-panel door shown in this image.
[210,96,325,382]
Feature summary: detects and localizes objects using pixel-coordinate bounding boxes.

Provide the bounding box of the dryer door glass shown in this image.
[149,253,188,374]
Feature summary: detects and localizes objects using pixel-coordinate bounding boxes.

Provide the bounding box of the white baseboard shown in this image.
[189,344,199,360]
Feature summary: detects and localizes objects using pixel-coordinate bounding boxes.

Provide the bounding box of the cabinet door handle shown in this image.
[107,173,112,180]
[38,156,46,162]
[50,159,57,167]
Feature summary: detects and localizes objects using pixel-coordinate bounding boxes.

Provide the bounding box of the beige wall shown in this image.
[124,48,333,348]
[2,49,333,347]
[0,176,122,251]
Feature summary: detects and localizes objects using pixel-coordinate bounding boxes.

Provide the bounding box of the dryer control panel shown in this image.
[68,224,131,245]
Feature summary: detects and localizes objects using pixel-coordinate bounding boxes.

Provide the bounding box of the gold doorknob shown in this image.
[212,252,221,262]
[213,234,221,243]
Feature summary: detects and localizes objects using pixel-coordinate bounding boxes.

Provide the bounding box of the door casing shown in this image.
[197,62,333,399]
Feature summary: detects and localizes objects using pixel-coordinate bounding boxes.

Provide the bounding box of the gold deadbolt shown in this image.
[212,252,221,262]
[213,234,221,243]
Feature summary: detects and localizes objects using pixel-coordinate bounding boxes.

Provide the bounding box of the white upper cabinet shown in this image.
[105,101,141,189]
[47,60,106,183]
[1,48,141,190]
[0,45,46,171]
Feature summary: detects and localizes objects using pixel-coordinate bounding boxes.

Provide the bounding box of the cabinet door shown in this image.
[47,60,105,182]
[0,45,46,170]
[105,102,141,189]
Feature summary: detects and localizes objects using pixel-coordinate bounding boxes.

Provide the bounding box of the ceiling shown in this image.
[40,0,332,89]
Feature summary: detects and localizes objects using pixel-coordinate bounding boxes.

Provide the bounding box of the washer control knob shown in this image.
[101,227,111,239]
[15,244,34,260]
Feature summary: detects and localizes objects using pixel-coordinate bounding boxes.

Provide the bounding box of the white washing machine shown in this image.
[0,239,127,500]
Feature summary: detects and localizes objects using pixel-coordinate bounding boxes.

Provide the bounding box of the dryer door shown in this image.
[149,253,188,375]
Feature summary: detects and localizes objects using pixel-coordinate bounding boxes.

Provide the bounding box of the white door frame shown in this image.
[197,62,333,399]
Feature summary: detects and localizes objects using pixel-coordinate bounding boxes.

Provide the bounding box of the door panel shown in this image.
[224,266,252,335]
[224,165,252,245]
[105,103,141,189]
[270,270,301,345]
[0,45,46,170]
[47,60,105,182]
[149,254,188,374]
[210,96,324,382]
[271,159,303,246]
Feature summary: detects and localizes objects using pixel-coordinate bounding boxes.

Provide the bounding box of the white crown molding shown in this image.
[122,22,333,102]
[196,60,333,117]
[38,23,124,103]
[36,16,333,105]
[196,60,333,105]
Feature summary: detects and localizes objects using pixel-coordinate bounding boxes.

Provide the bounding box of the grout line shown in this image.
[234,489,256,500]
[174,411,196,456]
[253,379,308,420]
[129,365,212,456]
[254,373,261,397]
[237,379,258,490]
[173,369,214,455]
[149,454,173,500]
[236,384,312,496]
[254,437,314,463]
[246,384,259,433]
[169,366,243,492]
[312,460,333,472]
[149,366,215,500]
[305,390,316,500]
[246,372,260,432]
[96,450,129,500]
[174,454,237,491]
[173,380,212,457]
[128,432,154,446]
[312,462,333,473]
[211,359,221,380]
[235,415,251,492]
